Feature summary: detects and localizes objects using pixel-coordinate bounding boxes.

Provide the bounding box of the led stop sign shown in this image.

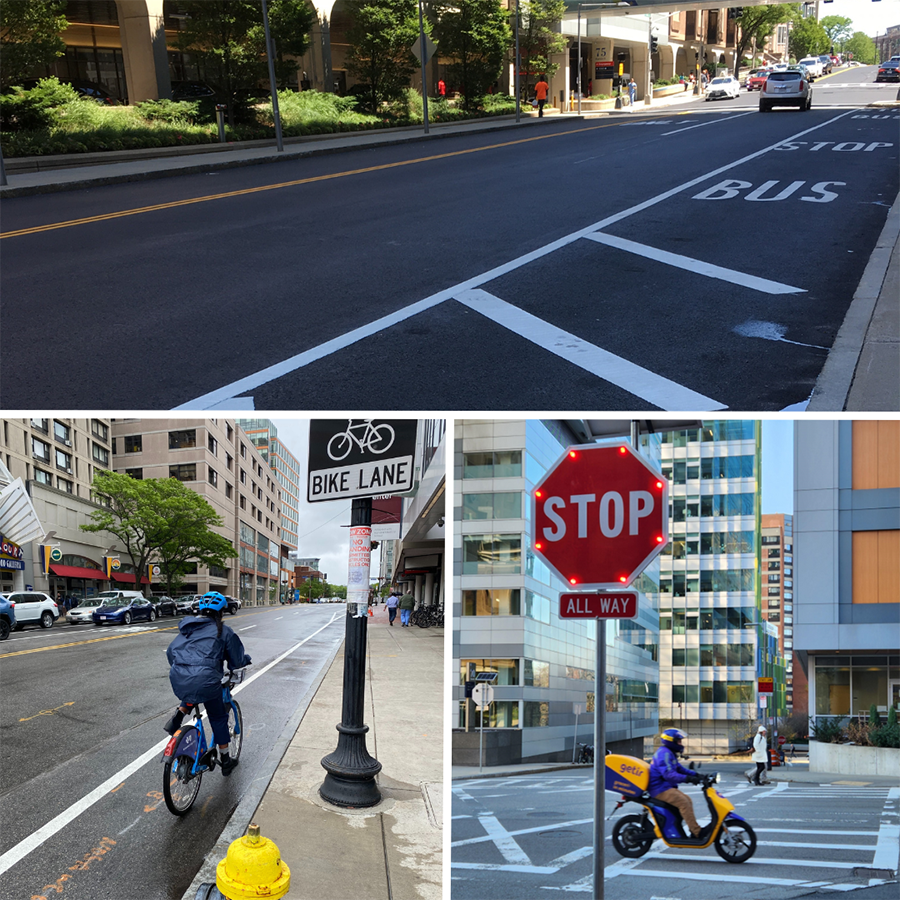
[532,444,668,589]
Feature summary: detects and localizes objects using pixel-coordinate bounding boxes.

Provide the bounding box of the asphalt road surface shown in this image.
[0,604,345,900]
[451,764,900,900]
[1,66,896,411]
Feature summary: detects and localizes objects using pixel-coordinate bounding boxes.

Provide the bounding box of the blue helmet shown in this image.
[198,591,227,614]
[660,728,687,754]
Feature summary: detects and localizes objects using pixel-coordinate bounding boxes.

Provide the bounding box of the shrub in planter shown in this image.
[870,706,900,748]
[134,99,201,124]
[0,77,81,131]
[810,716,846,743]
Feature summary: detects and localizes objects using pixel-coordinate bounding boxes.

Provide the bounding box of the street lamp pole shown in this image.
[515,0,521,123]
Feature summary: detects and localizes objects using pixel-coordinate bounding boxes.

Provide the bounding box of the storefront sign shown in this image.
[0,534,25,570]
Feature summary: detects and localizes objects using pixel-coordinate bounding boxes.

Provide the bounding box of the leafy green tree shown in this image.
[789,14,829,60]
[172,0,315,126]
[731,4,798,69]
[151,480,236,596]
[433,0,511,109]
[81,472,235,597]
[517,0,566,98]
[345,0,422,114]
[819,14,852,53]
[0,0,67,92]
[844,31,877,65]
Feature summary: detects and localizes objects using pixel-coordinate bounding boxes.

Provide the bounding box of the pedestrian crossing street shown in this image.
[451,777,900,897]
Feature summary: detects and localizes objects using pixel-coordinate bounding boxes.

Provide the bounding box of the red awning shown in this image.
[111,571,151,585]
[50,564,106,580]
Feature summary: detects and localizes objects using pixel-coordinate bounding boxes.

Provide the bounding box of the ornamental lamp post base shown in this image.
[320,722,383,808]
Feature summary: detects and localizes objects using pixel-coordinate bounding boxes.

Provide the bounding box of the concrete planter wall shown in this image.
[653,83,689,98]
[810,740,900,776]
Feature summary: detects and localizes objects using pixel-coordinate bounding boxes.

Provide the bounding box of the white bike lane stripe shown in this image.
[0,611,341,878]
[178,110,854,410]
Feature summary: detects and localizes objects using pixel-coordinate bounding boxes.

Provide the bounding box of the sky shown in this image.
[271,418,354,587]
[761,420,793,516]
[817,0,900,38]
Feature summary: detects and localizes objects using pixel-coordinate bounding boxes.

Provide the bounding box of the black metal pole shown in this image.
[320,497,382,807]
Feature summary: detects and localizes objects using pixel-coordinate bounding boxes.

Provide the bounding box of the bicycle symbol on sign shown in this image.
[326,420,396,461]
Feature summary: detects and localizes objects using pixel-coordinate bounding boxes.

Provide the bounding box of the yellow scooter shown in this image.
[605,754,757,863]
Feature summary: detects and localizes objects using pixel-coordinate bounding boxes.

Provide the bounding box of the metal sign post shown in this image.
[473,673,497,773]
[572,702,585,763]
[593,616,605,900]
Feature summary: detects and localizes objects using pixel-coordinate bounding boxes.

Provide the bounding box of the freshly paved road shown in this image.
[0,604,344,900]
[1,66,896,411]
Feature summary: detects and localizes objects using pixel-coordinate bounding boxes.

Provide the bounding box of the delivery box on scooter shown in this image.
[605,754,650,797]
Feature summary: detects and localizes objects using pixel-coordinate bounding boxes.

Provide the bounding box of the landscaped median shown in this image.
[0,78,517,160]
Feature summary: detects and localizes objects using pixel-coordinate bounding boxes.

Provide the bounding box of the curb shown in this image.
[180,635,343,900]
[808,190,900,410]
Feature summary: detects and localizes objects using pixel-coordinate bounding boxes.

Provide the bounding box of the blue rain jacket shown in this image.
[648,745,693,795]
[166,616,251,704]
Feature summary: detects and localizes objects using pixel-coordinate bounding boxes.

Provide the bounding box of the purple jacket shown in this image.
[648,745,692,795]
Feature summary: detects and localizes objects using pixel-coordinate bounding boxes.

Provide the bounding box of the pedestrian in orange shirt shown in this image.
[534,75,549,117]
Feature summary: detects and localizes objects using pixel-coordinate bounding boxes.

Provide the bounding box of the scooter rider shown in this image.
[648,728,708,839]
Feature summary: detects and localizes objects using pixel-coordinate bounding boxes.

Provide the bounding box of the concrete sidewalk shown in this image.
[182,602,443,900]
[2,102,896,411]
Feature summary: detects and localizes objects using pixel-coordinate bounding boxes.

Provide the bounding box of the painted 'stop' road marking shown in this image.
[0,122,622,239]
[180,109,855,410]
[0,612,341,879]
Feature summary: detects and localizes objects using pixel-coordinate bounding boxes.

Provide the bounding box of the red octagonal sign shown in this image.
[532,444,669,589]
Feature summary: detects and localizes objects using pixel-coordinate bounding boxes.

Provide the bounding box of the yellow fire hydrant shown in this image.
[216,823,291,899]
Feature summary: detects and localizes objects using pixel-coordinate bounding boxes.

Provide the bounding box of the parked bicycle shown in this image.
[411,604,444,628]
[161,667,245,815]
[576,742,594,764]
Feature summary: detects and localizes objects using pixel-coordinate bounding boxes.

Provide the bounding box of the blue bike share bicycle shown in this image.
[162,666,245,815]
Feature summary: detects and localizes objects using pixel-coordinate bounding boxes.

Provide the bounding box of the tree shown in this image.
[151,479,236,597]
[731,4,798,69]
[517,0,566,98]
[433,0,511,108]
[172,0,315,126]
[819,14,852,54]
[81,472,236,597]
[0,0,67,92]
[345,0,422,114]
[788,14,829,60]
[844,31,877,65]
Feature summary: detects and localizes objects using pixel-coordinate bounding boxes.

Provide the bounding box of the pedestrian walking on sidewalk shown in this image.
[399,591,415,626]
[386,591,399,625]
[534,75,549,117]
[628,77,637,110]
[751,726,768,785]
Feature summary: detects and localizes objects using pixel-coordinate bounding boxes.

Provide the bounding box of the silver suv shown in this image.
[759,68,812,112]
[6,591,59,629]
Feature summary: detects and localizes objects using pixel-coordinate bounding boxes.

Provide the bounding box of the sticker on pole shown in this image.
[532,443,668,589]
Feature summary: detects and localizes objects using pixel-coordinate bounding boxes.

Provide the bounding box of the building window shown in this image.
[53,421,71,443]
[240,443,247,458]
[226,453,233,470]
[700,570,755,592]
[462,534,521,575]
[523,701,549,727]
[240,495,246,510]
[57,477,73,493]
[700,455,756,479]
[55,449,72,472]
[123,435,142,453]
[208,435,218,455]
[768,561,781,571]
[226,424,234,442]
[462,492,522,520]
[461,589,520,616]
[463,701,519,729]
[31,418,49,433]
[208,466,218,488]
[524,659,550,687]
[92,443,109,466]
[34,468,52,485]
[460,658,519,686]
[240,469,246,484]
[125,468,143,479]
[169,429,197,449]
[32,437,50,462]
[699,493,757,517]
[225,482,233,499]
[768,547,781,558]
[91,420,108,442]
[169,463,197,482]
[462,450,522,478]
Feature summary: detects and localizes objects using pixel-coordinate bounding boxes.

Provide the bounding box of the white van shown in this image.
[93,590,145,603]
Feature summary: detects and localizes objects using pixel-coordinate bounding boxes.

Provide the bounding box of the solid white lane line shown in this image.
[0,612,341,878]
[452,862,558,873]
[177,110,853,410]
[478,815,532,865]
[658,854,864,870]
[455,288,727,410]
[585,232,805,294]
[239,624,257,631]
[662,111,755,135]
[758,840,876,851]
[452,818,594,848]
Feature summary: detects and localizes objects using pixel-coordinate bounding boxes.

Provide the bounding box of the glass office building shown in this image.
[453,419,660,766]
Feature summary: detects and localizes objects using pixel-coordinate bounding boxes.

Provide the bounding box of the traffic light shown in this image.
[650,33,659,54]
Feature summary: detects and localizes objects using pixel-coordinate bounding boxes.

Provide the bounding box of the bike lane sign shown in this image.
[307,419,419,502]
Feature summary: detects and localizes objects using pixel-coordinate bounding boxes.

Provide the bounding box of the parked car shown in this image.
[224,596,240,614]
[0,594,16,640]
[174,596,196,615]
[759,68,812,112]
[798,57,824,79]
[5,591,59,630]
[705,75,740,101]
[875,62,900,83]
[68,80,120,104]
[150,595,177,617]
[92,596,157,626]
[747,69,771,91]
[171,80,218,101]
[92,589,145,604]
[67,598,113,625]
[817,55,833,75]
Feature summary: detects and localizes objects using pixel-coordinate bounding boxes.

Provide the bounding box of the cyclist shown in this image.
[648,728,708,839]
[163,591,251,776]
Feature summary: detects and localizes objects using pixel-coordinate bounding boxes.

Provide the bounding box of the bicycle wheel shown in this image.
[327,432,352,461]
[163,755,202,815]
[367,424,395,454]
[227,701,243,761]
